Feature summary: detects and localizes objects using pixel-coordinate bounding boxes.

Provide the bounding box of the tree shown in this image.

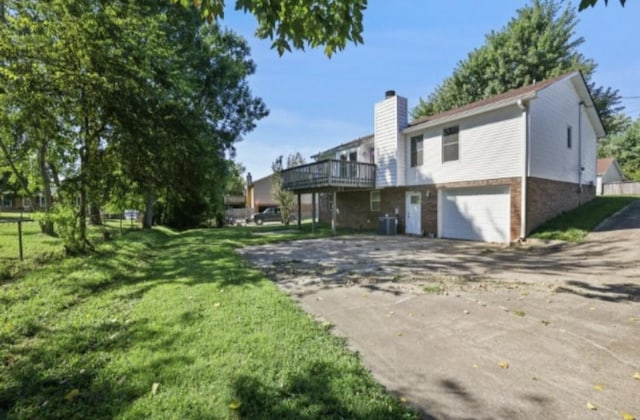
[0,0,267,250]
[173,0,367,56]
[598,117,640,180]
[579,0,626,10]
[271,153,305,225]
[412,0,624,134]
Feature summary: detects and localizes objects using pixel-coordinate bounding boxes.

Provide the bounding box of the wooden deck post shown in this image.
[297,193,301,230]
[311,192,316,233]
[331,191,336,234]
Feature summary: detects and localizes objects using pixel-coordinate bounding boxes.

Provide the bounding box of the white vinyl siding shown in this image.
[529,78,597,185]
[374,95,408,187]
[405,105,524,186]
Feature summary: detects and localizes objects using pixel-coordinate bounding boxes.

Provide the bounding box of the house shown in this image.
[281,71,605,243]
[596,158,625,195]
[246,173,315,218]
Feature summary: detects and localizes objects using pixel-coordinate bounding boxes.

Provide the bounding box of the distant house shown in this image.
[596,158,625,195]
[246,173,314,218]
[281,71,605,243]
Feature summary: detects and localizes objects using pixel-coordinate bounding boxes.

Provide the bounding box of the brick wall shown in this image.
[526,177,595,233]
[318,177,520,238]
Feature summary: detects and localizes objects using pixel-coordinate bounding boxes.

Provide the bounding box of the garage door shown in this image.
[440,186,511,243]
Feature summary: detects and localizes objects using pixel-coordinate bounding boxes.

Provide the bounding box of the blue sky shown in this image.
[221,1,639,181]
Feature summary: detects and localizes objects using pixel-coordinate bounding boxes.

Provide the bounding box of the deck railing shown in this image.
[281,159,376,191]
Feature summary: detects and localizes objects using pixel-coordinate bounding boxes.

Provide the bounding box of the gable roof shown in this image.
[404,71,605,136]
[313,71,604,159]
[597,158,615,176]
[407,72,567,128]
[597,158,625,179]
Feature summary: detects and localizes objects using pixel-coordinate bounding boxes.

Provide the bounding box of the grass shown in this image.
[0,223,416,419]
[529,196,639,242]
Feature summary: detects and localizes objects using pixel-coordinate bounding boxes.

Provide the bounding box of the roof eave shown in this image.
[403,91,537,135]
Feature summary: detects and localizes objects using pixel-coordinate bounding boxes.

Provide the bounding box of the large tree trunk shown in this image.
[143,192,154,229]
[89,202,102,225]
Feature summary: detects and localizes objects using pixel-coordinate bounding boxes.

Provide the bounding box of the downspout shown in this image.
[578,102,584,205]
[517,99,528,241]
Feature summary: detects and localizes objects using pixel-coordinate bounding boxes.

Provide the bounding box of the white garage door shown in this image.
[440,186,511,243]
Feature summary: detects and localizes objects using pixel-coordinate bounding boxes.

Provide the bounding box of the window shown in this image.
[370,190,381,212]
[369,147,375,164]
[567,125,572,149]
[442,126,459,162]
[410,135,424,167]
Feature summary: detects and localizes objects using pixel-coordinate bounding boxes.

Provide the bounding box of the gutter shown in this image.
[517,99,529,241]
[578,102,584,205]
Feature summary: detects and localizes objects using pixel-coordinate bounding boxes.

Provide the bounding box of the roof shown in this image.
[597,158,615,176]
[311,134,374,159]
[314,71,604,158]
[407,72,569,128]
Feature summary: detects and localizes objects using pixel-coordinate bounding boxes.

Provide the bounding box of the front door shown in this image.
[405,191,422,235]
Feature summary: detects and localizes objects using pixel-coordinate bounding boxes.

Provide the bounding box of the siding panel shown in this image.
[406,105,524,185]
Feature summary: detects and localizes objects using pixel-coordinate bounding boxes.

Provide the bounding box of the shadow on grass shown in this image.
[0,317,186,419]
[232,361,417,420]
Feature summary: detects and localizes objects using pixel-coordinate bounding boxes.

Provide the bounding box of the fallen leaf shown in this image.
[587,401,597,411]
[64,389,80,402]
[633,372,640,380]
[213,302,221,307]
[399,397,408,403]
[540,320,550,326]
[229,400,242,410]
[593,384,604,391]
[463,310,470,315]
[622,413,635,420]
[151,382,159,396]
[589,307,595,311]
[498,361,509,369]
[472,363,478,368]
[396,332,403,336]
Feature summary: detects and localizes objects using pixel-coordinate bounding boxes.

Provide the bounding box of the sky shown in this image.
[220,0,639,181]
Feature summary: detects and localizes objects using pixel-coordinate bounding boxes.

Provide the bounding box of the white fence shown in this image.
[603,182,640,196]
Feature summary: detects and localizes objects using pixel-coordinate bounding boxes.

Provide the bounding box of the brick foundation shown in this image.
[318,177,521,239]
[526,177,595,233]
[317,177,593,241]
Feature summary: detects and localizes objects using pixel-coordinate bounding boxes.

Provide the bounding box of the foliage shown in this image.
[530,196,638,241]
[271,153,305,225]
[173,0,367,56]
[598,117,640,180]
[412,0,624,134]
[0,226,416,419]
[0,1,267,247]
[225,159,247,196]
[579,0,626,10]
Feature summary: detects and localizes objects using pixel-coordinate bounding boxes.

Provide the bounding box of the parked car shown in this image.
[253,207,296,225]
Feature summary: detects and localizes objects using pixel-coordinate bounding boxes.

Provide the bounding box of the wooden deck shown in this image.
[281,159,376,192]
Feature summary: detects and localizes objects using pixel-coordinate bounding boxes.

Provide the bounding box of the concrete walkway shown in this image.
[239,201,640,419]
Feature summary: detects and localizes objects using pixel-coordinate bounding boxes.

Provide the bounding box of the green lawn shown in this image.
[530,196,639,242]
[0,224,416,419]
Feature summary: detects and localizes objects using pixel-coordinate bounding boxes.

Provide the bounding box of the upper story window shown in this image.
[369,146,375,164]
[410,134,424,167]
[442,126,459,162]
[567,125,572,149]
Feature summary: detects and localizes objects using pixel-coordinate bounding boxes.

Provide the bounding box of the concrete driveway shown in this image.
[238,201,640,419]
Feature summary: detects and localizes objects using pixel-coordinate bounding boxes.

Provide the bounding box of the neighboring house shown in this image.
[281,71,605,243]
[596,158,625,195]
[246,173,314,218]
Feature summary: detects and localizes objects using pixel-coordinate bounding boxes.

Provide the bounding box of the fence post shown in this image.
[18,219,23,261]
